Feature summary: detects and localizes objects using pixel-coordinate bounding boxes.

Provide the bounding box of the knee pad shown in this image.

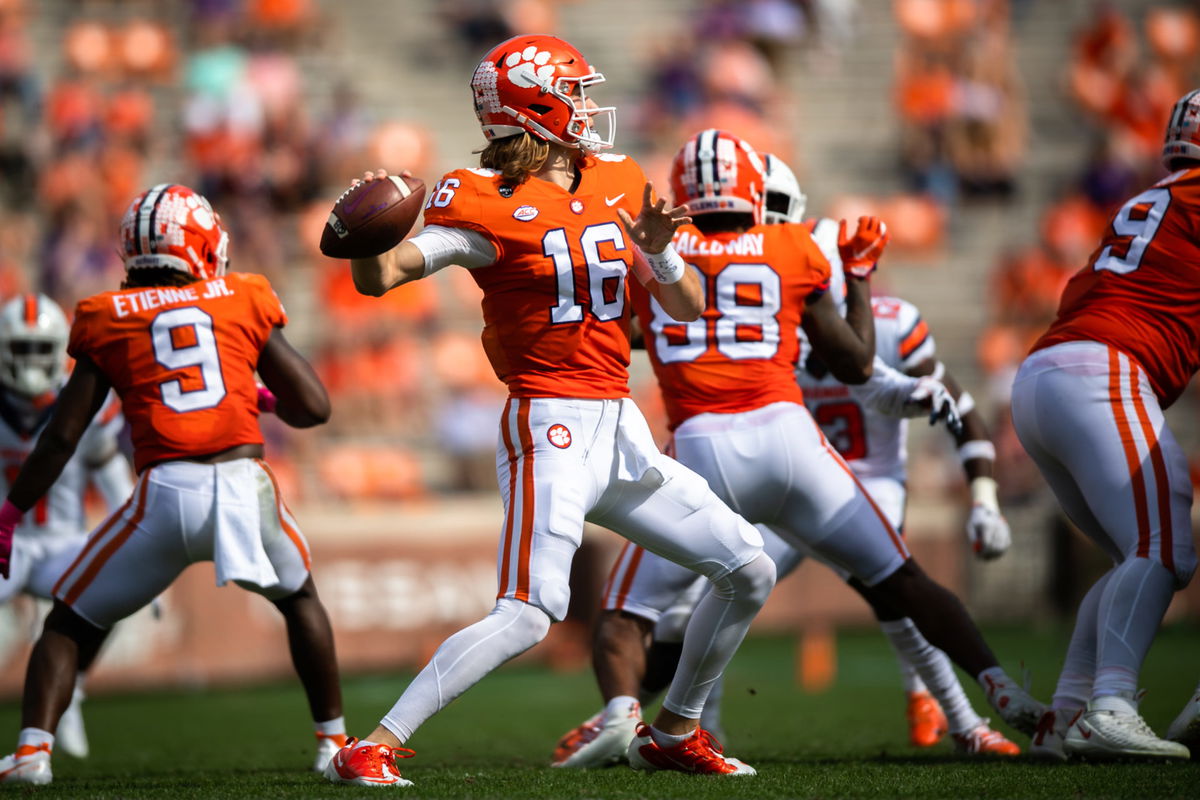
[711,553,776,605]
[492,598,552,650]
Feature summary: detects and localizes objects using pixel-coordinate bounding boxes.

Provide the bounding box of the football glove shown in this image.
[837,216,889,278]
[967,477,1011,560]
[0,499,22,580]
[905,376,963,436]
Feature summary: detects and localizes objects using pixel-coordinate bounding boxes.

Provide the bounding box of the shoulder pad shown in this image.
[466,167,500,178]
[595,153,628,163]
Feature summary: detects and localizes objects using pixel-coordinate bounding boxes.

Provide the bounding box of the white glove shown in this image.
[967,477,1011,559]
[905,376,963,436]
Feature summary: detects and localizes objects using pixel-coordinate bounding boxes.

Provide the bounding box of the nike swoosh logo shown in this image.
[605,194,625,207]
[1080,728,1092,739]
[342,184,375,215]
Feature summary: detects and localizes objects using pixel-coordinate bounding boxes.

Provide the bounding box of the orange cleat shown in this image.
[322,738,415,787]
[953,722,1021,756]
[906,691,949,747]
[627,723,755,775]
[551,712,602,766]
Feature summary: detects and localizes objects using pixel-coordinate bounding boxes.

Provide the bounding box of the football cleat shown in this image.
[56,685,89,759]
[0,743,52,785]
[1029,708,1078,761]
[1166,692,1200,755]
[952,721,1020,756]
[627,723,755,775]
[1064,708,1190,760]
[313,731,349,773]
[322,738,415,787]
[981,673,1045,736]
[553,706,639,768]
[906,691,948,748]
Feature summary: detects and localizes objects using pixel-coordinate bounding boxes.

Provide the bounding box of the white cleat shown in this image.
[1029,709,1078,761]
[0,744,53,785]
[981,674,1045,737]
[552,708,639,768]
[57,685,90,759]
[313,732,349,773]
[1166,693,1200,756]
[1065,707,1190,760]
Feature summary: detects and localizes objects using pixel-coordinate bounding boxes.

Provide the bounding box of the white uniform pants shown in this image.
[54,458,312,629]
[604,402,908,622]
[494,397,763,621]
[1011,342,1196,586]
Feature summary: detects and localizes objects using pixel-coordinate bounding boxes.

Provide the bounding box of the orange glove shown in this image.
[837,216,890,278]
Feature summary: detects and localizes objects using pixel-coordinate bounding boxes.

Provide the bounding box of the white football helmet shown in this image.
[1163,88,1200,170]
[763,153,807,225]
[0,293,69,398]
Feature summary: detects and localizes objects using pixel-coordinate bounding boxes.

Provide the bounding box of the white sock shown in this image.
[315,716,346,737]
[602,695,640,725]
[699,673,725,733]
[1053,570,1107,710]
[17,728,53,751]
[649,725,694,748]
[1092,693,1138,714]
[1093,558,1175,700]
[661,555,774,719]
[879,618,981,734]
[380,599,551,742]
[879,618,927,694]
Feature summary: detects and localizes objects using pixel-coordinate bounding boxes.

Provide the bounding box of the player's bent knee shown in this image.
[1171,550,1197,590]
[493,598,553,649]
[712,553,775,605]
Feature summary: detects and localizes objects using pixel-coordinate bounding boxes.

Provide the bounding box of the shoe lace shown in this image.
[696,728,725,755]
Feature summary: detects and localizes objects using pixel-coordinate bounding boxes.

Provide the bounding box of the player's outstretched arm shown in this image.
[257,328,332,428]
[909,358,1010,559]
[348,169,427,296]
[7,356,111,513]
[802,286,874,384]
[621,182,703,322]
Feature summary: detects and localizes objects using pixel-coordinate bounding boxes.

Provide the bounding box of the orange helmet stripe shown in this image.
[23,294,37,326]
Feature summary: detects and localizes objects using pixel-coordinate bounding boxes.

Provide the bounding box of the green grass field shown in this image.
[1,624,1197,798]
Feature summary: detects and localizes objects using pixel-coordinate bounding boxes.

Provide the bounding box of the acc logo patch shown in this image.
[547,424,572,449]
[570,199,585,215]
[513,205,539,222]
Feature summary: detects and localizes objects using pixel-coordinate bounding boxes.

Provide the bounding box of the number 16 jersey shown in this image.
[1034,167,1200,408]
[68,272,286,472]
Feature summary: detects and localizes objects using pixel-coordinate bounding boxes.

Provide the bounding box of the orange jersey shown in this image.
[68,272,286,472]
[422,154,649,398]
[631,222,832,429]
[1034,167,1200,407]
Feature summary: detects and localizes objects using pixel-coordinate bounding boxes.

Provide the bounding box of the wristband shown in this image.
[958,440,996,464]
[644,244,687,285]
[257,386,278,414]
[955,389,976,416]
[0,498,23,527]
[970,476,999,511]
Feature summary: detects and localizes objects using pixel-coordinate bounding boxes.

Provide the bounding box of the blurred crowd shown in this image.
[1,0,1195,512]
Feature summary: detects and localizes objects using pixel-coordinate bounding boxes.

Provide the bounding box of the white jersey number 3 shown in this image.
[1093,187,1171,275]
[151,307,227,412]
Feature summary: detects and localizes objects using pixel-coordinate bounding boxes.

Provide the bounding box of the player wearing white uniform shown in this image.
[0,294,133,760]
[552,135,1041,768]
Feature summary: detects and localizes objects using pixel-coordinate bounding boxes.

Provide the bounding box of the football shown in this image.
[319,174,426,259]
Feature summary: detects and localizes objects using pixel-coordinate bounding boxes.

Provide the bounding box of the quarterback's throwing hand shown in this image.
[618,182,691,255]
[838,216,889,278]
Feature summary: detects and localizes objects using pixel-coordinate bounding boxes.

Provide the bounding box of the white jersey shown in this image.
[798,296,936,481]
[0,389,127,540]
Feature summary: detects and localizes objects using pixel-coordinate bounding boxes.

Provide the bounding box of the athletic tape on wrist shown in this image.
[645,244,687,284]
[970,476,999,510]
[958,440,996,464]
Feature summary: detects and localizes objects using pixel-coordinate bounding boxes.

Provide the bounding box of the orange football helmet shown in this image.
[470,34,615,152]
[669,129,766,223]
[1163,88,1200,170]
[119,183,229,279]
